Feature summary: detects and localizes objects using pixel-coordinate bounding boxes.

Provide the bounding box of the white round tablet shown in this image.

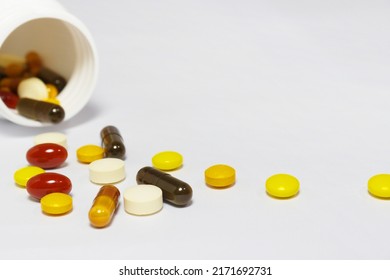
[18,77,48,100]
[89,158,126,184]
[124,184,163,215]
[34,132,68,148]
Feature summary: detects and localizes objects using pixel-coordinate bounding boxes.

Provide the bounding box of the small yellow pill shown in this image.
[44,97,61,105]
[46,84,58,98]
[205,164,236,188]
[14,166,45,187]
[77,145,105,163]
[368,174,390,198]
[152,151,183,171]
[41,193,73,215]
[265,174,300,198]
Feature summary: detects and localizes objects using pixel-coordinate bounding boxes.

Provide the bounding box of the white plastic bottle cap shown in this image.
[89,158,126,184]
[124,185,163,216]
[0,0,98,126]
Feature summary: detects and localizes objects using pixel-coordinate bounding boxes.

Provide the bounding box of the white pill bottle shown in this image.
[0,0,98,126]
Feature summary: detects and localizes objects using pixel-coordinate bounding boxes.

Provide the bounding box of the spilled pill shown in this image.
[77,144,104,163]
[89,185,120,228]
[136,166,192,206]
[26,143,68,169]
[265,174,300,198]
[33,132,67,148]
[89,158,126,184]
[14,166,45,187]
[101,125,126,159]
[124,185,163,215]
[205,164,236,188]
[152,151,183,171]
[41,193,73,215]
[26,172,72,200]
[368,174,390,198]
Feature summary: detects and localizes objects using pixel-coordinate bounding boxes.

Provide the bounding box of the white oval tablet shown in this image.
[89,158,125,184]
[34,132,67,148]
[124,185,163,215]
[17,77,48,100]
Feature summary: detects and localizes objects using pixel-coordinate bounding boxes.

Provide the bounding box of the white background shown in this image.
[0,0,390,260]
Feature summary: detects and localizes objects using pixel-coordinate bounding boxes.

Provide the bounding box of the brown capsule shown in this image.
[101,125,126,159]
[25,51,43,72]
[16,98,65,123]
[136,166,193,206]
[37,67,67,93]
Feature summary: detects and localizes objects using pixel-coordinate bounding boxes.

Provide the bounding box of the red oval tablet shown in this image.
[26,172,72,200]
[26,143,68,169]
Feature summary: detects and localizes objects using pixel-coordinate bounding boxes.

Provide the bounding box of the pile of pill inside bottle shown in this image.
[0,51,67,123]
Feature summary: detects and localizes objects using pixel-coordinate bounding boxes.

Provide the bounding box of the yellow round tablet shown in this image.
[41,193,73,215]
[266,174,299,198]
[77,144,104,163]
[152,151,183,170]
[368,174,390,198]
[14,166,45,187]
[205,164,236,188]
